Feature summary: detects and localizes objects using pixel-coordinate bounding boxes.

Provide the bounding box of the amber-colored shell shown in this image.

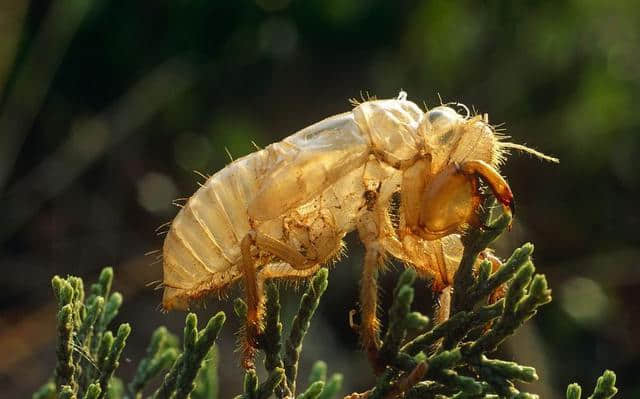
[161,94,509,310]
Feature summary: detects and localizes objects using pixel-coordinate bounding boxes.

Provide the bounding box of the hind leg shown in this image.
[357,193,397,373]
[359,238,385,372]
[239,231,325,368]
[239,233,262,368]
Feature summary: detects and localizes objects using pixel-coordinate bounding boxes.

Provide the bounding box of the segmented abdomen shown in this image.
[161,144,367,310]
[162,148,268,309]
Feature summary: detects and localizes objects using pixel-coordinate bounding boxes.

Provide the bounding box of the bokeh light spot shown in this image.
[137,172,178,214]
[560,276,609,326]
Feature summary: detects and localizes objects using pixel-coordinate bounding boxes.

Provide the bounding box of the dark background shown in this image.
[1,1,638,397]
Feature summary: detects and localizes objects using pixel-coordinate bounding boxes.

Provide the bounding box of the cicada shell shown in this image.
[160,91,557,367]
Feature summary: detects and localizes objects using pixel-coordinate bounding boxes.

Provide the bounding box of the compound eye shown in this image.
[426,106,461,132]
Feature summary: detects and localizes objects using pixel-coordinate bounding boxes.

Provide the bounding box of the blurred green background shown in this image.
[0,0,638,397]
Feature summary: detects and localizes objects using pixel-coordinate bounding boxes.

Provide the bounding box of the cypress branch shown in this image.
[479,355,538,383]
[515,274,552,321]
[82,384,101,399]
[196,312,226,357]
[263,282,288,397]
[97,323,131,399]
[68,276,85,329]
[379,269,415,366]
[263,282,284,370]
[467,267,551,356]
[452,202,512,313]
[300,361,344,399]
[129,326,168,395]
[308,361,327,384]
[567,383,582,399]
[297,381,325,399]
[469,243,534,306]
[192,346,219,399]
[54,303,76,394]
[588,370,618,399]
[401,310,466,356]
[90,290,123,360]
[404,311,429,331]
[106,377,125,398]
[175,313,199,398]
[34,223,622,399]
[405,381,444,399]
[243,368,259,399]
[153,353,183,399]
[285,268,329,395]
[436,369,483,396]
[476,361,521,398]
[129,326,178,398]
[59,385,76,399]
[96,331,113,372]
[427,348,462,371]
[477,259,492,284]
[504,262,534,315]
[402,300,502,356]
[317,373,343,399]
[96,292,122,334]
[257,367,286,399]
[52,276,74,308]
[174,312,226,399]
[77,295,104,348]
[359,208,562,399]
[369,369,396,399]
[95,267,113,299]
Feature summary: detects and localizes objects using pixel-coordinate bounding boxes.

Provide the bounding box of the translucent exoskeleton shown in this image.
[160,91,557,368]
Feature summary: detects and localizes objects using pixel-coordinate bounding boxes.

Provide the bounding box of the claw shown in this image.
[499,191,515,220]
[499,197,514,231]
[507,199,516,231]
[501,198,514,231]
[460,160,515,225]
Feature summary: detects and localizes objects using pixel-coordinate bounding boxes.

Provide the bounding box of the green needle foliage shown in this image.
[284,269,329,395]
[35,268,225,399]
[350,204,618,399]
[233,268,341,399]
[152,312,225,399]
[35,206,619,398]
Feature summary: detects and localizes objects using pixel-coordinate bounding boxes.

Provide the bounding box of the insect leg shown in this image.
[239,230,326,369]
[258,262,322,280]
[360,239,385,373]
[254,231,313,270]
[240,232,262,369]
[357,194,393,374]
[458,160,514,217]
